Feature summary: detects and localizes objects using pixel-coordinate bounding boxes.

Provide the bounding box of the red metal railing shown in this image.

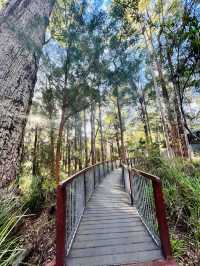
[122,163,172,259]
[56,160,119,266]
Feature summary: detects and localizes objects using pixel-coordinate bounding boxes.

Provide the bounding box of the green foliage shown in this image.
[0,196,24,266]
[20,161,56,211]
[141,155,200,261]
[171,234,187,260]
[22,175,44,213]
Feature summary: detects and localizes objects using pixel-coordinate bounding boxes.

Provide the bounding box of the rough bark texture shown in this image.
[0,0,55,187]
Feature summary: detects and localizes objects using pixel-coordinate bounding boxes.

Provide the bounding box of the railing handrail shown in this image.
[122,163,161,183]
[60,160,116,188]
[122,162,172,259]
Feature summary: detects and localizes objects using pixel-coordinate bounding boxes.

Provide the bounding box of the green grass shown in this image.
[0,196,24,266]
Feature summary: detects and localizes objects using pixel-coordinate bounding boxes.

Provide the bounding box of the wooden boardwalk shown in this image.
[67,169,163,266]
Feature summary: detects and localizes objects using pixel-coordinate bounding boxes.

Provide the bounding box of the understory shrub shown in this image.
[139,155,200,264]
[22,174,44,213]
[0,195,24,266]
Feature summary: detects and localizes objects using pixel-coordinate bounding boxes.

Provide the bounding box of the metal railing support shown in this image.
[153,181,172,258]
[56,185,66,266]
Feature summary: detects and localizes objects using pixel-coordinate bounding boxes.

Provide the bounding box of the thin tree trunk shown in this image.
[139,97,150,145]
[116,88,126,162]
[98,103,105,162]
[67,125,71,176]
[74,116,78,171]
[90,103,96,165]
[0,0,55,188]
[115,132,121,159]
[32,125,38,176]
[143,96,152,144]
[79,114,83,170]
[55,108,66,185]
[49,122,55,179]
[83,109,88,167]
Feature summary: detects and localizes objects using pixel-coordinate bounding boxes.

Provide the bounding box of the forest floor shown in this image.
[19,208,56,265]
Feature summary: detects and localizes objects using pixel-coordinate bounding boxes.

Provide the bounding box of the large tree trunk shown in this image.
[0,0,55,188]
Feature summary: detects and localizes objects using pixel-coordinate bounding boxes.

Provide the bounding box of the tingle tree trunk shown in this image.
[0,0,55,188]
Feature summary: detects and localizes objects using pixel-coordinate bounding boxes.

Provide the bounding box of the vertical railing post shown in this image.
[56,185,66,266]
[153,181,172,259]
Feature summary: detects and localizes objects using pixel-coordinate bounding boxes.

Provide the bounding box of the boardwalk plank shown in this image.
[67,169,163,266]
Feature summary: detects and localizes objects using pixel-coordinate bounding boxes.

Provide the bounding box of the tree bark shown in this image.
[49,122,55,179]
[67,125,71,176]
[98,103,105,162]
[32,125,38,176]
[78,114,83,170]
[55,107,66,185]
[139,96,150,145]
[90,103,96,165]
[83,109,88,167]
[116,88,126,162]
[0,0,55,187]
[166,50,190,158]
